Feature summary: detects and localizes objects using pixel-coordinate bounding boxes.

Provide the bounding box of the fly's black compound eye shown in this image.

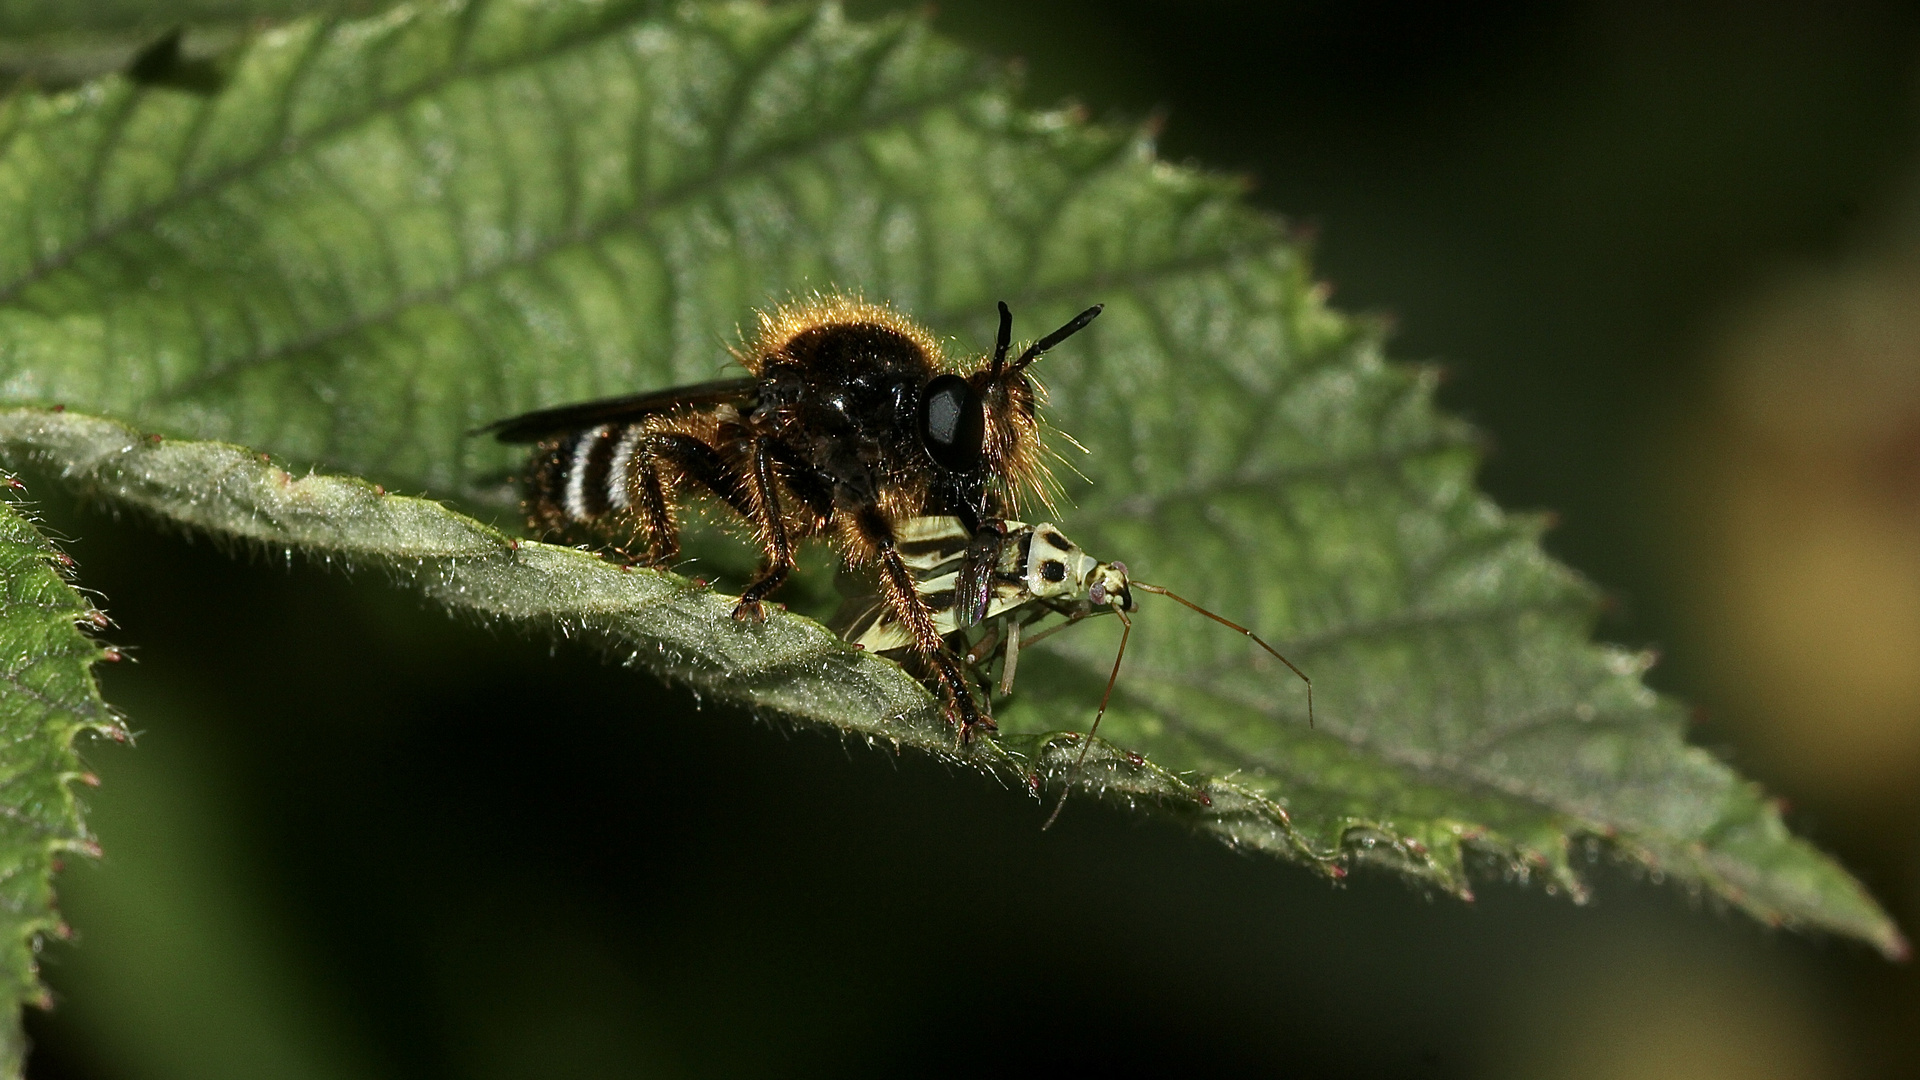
[919,374,985,472]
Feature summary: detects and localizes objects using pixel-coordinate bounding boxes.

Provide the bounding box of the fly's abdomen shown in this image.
[528,423,642,532]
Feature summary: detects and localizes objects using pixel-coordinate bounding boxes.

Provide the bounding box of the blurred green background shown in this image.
[16,1,1920,1076]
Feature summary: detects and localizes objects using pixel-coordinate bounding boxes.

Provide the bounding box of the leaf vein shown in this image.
[146,79,989,407]
[0,1,653,307]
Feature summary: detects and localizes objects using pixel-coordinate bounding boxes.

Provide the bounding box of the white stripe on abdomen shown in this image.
[606,425,644,511]
[563,425,611,521]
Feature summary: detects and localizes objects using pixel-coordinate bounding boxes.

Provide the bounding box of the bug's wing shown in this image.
[833,594,918,653]
[831,562,910,650]
[832,562,967,655]
[473,377,758,442]
[892,516,972,572]
[890,515,1014,629]
[831,592,886,640]
[951,527,1006,629]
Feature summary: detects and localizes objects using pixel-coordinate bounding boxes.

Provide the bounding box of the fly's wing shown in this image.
[473,378,757,442]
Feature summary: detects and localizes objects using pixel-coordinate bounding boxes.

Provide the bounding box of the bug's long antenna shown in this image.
[1042,608,1131,830]
[990,301,1014,376]
[1134,582,1313,727]
[1010,304,1102,374]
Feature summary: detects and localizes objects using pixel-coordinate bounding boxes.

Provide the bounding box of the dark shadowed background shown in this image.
[18,2,1920,1077]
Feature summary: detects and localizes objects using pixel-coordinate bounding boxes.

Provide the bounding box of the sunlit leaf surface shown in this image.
[0,0,1898,959]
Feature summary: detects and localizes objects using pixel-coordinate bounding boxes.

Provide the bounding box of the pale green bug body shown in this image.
[834,516,1134,672]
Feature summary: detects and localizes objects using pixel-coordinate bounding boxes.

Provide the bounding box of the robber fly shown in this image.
[835,515,1312,822]
[478,295,1102,741]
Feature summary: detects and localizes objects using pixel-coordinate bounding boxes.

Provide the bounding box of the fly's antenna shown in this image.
[1009,304,1103,374]
[1134,582,1313,727]
[1042,608,1131,830]
[989,300,1014,376]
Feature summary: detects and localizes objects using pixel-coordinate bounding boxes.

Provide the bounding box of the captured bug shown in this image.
[478,295,1102,740]
[836,515,1134,696]
[835,515,1312,821]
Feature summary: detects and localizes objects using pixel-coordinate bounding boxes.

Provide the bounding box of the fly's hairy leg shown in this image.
[632,432,751,565]
[733,437,794,622]
[630,436,680,564]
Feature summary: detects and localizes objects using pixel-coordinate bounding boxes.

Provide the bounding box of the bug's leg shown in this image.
[951,624,999,700]
[857,507,991,740]
[997,617,1023,698]
[732,437,794,623]
[964,623,1002,667]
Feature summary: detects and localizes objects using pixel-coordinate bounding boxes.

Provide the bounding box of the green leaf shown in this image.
[0,0,1901,965]
[0,1,343,39]
[0,477,125,1071]
[0,407,942,737]
[0,3,351,97]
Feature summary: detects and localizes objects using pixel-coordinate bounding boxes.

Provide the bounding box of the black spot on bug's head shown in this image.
[1038,528,1071,552]
[919,374,985,473]
[1041,559,1067,583]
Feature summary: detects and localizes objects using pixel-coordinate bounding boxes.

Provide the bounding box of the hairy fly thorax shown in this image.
[480,293,1104,740]
[743,299,946,547]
